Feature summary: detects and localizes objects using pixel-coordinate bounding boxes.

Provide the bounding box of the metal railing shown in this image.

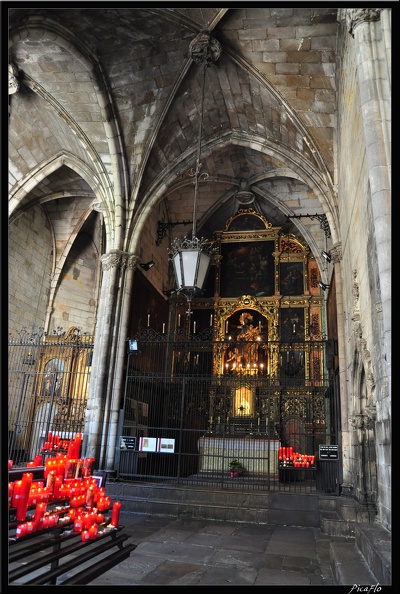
[8,327,93,466]
[117,332,339,493]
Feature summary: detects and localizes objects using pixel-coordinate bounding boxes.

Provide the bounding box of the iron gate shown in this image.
[8,327,93,465]
[8,327,340,494]
[117,331,339,494]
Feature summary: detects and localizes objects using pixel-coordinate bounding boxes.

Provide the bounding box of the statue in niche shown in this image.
[237,312,260,368]
[225,312,264,372]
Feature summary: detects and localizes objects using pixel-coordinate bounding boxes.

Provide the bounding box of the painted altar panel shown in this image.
[279,261,305,295]
[219,241,275,297]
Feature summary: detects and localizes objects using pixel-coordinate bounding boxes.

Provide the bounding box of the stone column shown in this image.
[343,8,391,397]
[103,253,139,471]
[84,250,138,465]
[341,8,391,527]
[330,243,353,495]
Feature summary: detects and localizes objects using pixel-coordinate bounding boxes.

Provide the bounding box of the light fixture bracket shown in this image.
[287,213,331,238]
[140,260,155,271]
[321,250,332,263]
[318,281,330,291]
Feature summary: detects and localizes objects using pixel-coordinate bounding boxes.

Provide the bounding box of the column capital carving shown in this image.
[341,8,381,37]
[330,244,342,264]
[349,413,374,430]
[101,250,140,271]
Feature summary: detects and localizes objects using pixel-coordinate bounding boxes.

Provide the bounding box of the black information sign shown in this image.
[120,436,136,450]
[319,444,339,460]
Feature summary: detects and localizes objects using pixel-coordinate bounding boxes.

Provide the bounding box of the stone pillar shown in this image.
[84,250,138,466]
[330,243,353,495]
[341,7,391,526]
[103,253,139,472]
[343,8,391,396]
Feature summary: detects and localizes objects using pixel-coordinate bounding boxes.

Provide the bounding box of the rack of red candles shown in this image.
[278,446,316,468]
[9,432,122,542]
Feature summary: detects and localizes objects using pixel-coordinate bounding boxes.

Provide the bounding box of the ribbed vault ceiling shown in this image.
[9,7,339,258]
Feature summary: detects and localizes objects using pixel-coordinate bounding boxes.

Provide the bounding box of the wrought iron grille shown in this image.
[8,327,339,494]
[8,327,93,466]
[117,330,338,493]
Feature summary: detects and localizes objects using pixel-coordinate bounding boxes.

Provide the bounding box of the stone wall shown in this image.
[8,206,52,334]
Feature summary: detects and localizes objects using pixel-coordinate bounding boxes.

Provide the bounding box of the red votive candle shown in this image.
[53,476,63,499]
[42,515,50,529]
[88,523,98,539]
[35,502,46,525]
[68,507,76,520]
[86,486,95,508]
[9,483,14,508]
[82,457,95,478]
[16,523,28,538]
[74,516,83,532]
[16,473,33,522]
[12,480,22,508]
[96,513,104,524]
[75,459,83,478]
[74,433,83,458]
[110,501,121,527]
[81,529,90,542]
[83,513,93,530]
[26,521,35,535]
[46,470,55,493]
[64,459,77,480]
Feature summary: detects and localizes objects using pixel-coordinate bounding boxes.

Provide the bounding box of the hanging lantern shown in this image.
[168,31,221,314]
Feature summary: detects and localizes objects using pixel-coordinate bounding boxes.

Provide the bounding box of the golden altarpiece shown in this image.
[170,208,327,475]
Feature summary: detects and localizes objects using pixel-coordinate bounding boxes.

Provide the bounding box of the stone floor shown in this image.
[83,511,363,587]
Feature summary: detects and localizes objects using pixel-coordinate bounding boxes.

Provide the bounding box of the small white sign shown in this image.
[158,438,175,453]
[139,437,157,452]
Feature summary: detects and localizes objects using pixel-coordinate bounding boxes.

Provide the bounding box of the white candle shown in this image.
[259,321,261,332]
[210,314,213,326]
[193,321,196,333]
[225,321,229,333]
[147,314,150,327]
[178,314,181,326]
[162,323,165,333]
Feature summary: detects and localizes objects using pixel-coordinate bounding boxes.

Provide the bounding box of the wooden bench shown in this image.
[9,518,136,585]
